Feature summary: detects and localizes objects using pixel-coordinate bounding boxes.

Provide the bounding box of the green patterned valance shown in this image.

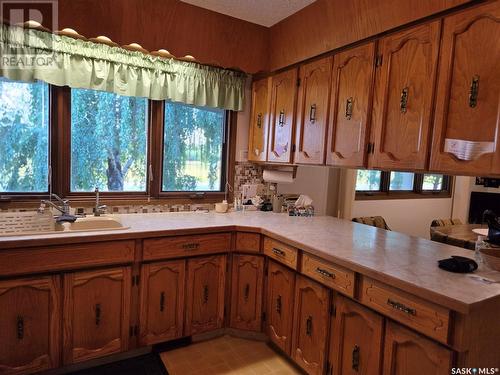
[0,24,246,111]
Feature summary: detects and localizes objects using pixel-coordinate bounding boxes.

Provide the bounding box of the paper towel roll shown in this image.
[263,169,294,184]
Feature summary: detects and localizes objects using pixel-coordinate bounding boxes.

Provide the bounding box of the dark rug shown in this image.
[69,353,168,375]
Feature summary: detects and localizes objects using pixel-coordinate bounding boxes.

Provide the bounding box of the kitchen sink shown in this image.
[56,215,129,232]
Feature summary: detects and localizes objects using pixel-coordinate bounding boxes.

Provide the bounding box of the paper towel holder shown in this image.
[263,165,298,179]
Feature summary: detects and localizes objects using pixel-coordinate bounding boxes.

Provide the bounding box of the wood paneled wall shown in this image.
[268,0,473,71]
[57,0,269,73]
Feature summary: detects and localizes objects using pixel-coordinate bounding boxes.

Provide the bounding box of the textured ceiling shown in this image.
[179,0,316,27]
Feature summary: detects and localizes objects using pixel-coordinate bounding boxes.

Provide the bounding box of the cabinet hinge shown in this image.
[297,78,301,87]
[292,144,296,153]
[326,360,332,375]
[330,304,336,317]
[367,142,375,154]
[132,275,140,287]
[375,54,383,67]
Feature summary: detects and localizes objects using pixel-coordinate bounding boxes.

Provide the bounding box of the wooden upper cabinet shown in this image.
[268,68,298,163]
[327,42,376,168]
[229,254,264,331]
[0,276,60,375]
[266,260,296,355]
[63,267,131,365]
[292,275,331,375]
[248,77,271,162]
[185,255,226,336]
[139,260,185,346]
[383,321,453,375]
[329,296,383,375]
[370,21,441,171]
[295,56,333,165]
[430,2,500,176]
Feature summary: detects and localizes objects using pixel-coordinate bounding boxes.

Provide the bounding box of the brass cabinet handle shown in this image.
[469,75,480,108]
[345,97,353,120]
[306,315,313,336]
[316,267,335,279]
[352,345,360,371]
[387,298,416,315]
[17,316,24,340]
[400,87,409,113]
[309,104,317,123]
[272,248,285,257]
[276,295,282,315]
[278,110,285,127]
[203,285,209,304]
[160,291,165,312]
[182,243,200,250]
[244,284,250,302]
[257,113,263,128]
[95,303,101,326]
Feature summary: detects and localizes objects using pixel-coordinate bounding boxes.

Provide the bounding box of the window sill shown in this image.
[355,191,452,201]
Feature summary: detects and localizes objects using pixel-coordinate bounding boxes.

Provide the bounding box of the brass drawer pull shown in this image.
[160,291,165,312]
[306,315,313,336]
[272,248,285,257]
[182,243,200,250]
[352,345,360,371]
[95,303,101,326]
[257,113,263,128]
[345,97,353,120]
[400,87,409,113]
[244,283,250,302]
[316,267,335,279]
[203,285,209,304]
[278,110,285,127]
[387,298,416,315]
[309,104,317,123]
[469,75,479,108]
[17,316,24,340]
[276,295,282,315]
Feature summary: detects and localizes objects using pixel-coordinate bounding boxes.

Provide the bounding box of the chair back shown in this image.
[352,216,390,230]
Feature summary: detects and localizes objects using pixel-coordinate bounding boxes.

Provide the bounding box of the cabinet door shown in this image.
[329,296,383,375]
[266,260,295,355]
[268,68,298,163]
[139,260,185,346]
[430,2,500,176]
[295,56,333,165]
[248,77,271,162]
[185,255,226,336]
[292,275,331,375]
[230,254,264,331]
[327,42,376,168]
[63,267,131,364]
[0,276,60,375]
[383,321,453,375]
[370,21,441,170]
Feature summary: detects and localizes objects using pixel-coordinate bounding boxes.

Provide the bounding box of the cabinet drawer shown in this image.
[0,240,135,277]
[301,253,355,297]
[235,232,261,253]
[263,237,298,269]
[359,277,450,343]
[143,233,231,261]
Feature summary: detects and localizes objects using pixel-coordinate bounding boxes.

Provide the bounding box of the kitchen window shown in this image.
[70,88,149,192]
[355,170,452,199]
[162,102,226,192]
[0,78,50,193]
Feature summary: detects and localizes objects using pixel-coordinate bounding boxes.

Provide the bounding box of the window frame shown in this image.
[355,170,453,200]
[0,85,234,203]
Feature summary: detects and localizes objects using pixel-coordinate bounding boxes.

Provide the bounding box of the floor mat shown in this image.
[69,353,168,375]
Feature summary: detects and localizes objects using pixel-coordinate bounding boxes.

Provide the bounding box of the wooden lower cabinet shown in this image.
[383,321,453,375]
[0,276,60,375]
[329,296,384,375]
[139,260,186,345]
[292,275,331,375]
[185,255,226,335]
[266,260,296,355]
[230,254,264,331]
[62,267,131,364]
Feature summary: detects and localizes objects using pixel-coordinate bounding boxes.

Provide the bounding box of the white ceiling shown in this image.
[179,0,316,27]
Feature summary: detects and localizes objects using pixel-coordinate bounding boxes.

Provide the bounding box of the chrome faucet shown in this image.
[94,187,107,216]
[39,194,71,215]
